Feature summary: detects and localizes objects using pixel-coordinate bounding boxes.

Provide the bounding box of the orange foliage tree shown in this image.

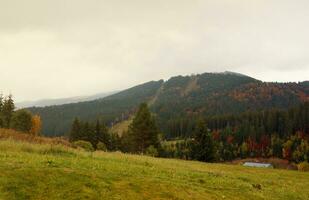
[30,115,42,136]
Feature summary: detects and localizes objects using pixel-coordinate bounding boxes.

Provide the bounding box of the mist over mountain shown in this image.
[28,72,308,137]
[16,91,117,108]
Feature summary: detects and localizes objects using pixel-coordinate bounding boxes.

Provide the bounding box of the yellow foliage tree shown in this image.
[30,115,42,136]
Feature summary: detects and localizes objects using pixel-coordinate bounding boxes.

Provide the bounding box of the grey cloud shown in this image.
[0,0,308,102]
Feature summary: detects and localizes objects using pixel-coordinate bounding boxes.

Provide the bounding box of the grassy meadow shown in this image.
[0,131,309,200]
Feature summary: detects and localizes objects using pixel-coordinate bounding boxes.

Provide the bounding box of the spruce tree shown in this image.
[11,109,33,132]
[69,118,81,142]
[0,94,3,112]
[0,94,3,127]
[95,120,110,149]
[127,103,159,153]
[191,119,216,162]
[82,122,91,141]
[2,94,15,128]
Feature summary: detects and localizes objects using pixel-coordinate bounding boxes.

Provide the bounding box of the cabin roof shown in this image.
[243,162,273,168]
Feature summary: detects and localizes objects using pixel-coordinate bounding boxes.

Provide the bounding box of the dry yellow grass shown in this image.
[0,128,71,147]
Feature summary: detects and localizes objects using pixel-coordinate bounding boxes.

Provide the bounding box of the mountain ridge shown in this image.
[28,72,308,136]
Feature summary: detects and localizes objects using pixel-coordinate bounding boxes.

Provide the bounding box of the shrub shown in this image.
[73,140,94,152]
[146,145,158,157]
[97,142,107,151]
[297,162,309,172]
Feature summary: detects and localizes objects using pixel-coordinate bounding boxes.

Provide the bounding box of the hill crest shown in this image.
[28,72,308,136]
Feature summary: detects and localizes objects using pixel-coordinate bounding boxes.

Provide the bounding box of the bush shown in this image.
[97,142,107,151]
[73,140,94,152]
[297,162,309,172]
[146,145,158,157]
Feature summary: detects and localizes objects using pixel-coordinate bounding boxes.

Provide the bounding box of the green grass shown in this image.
[0,139,309,200]
[110,118,132,136]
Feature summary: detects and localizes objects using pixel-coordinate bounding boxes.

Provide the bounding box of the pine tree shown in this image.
[0,94,3,127]
[121,130,134,152]
[11,109,33,132]
[95,120,110,149]
[69,118,81,142]
[2,94,15,128]
[127,103,159,153]
[110,132,120,151]
[0,94,3,112]
[191,119,216,162]
[83,122,96,147]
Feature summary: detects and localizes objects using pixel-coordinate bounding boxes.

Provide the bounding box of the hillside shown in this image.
[29,80,163,136]
[28,72,308,137]
[0,134,308,200]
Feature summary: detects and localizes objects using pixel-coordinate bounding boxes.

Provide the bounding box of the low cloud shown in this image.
[0,0,308,101]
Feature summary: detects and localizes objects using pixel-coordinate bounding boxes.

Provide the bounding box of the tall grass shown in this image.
[0,128,71,147]
[0,139,77,156]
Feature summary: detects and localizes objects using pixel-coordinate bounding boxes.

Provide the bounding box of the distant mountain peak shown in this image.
[220,71,249,77]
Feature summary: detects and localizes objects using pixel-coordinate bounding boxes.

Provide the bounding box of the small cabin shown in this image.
[243,162,273,168]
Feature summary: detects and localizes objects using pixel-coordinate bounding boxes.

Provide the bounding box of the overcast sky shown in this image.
[1,0,309,102]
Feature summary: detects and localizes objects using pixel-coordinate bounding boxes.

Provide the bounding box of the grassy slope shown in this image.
[110,118,133,136]
[0,139,309,200]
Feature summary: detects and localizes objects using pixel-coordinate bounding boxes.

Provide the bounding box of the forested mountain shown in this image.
[28,72,308,137]
[29,80,163,136]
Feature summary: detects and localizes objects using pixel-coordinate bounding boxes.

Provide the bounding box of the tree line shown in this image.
[0,94,41,135]
[161,103,309,163]
[68,103,218,161]
[69,118,120,151]
[69,102,308,164]
[69,103,160,155]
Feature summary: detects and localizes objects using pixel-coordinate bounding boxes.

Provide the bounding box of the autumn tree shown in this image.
[30,115,42,136]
